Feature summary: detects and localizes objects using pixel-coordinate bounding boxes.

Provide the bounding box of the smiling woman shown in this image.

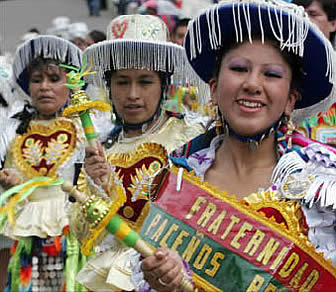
[210,40,297,140]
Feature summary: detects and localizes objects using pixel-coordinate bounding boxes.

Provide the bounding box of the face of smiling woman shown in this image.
[210,40,298,137]
[110,69,162,125]
[29,62,70,120]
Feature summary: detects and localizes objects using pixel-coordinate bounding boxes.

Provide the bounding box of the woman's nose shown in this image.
[40,79,51,90]
[242,72,262,95]
[128,82,139,99]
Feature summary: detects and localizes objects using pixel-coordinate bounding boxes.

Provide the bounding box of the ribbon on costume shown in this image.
[0,176,64,227]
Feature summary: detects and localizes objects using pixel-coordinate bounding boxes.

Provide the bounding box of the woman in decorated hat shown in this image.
[72,14,207,291]
[135,0,336,291]
[0,35,87,291]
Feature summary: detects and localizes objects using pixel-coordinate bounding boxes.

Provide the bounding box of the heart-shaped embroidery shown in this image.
[111,20,128,39]
[77,143,168,231]
[13,119,77,178]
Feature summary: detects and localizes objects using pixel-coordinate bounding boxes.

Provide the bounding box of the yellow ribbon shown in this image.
[0,177,64,226]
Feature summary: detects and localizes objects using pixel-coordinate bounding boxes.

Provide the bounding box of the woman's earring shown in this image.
[212,104,223,136]
[278,115,296,149]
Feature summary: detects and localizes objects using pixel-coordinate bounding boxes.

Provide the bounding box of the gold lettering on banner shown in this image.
[171,230,190,251]
[289,262,308,288]
[207,210,227,235]
[197,202,217,228]
[221,215,241,240]
[160,224,179,248]
[185,197,207,220]
[263,283,277,291]
[231,222,253,250]
[300,270,319,292]
[151,218,168,242]
[244,230,265,256]
[144,213,161,236]
[256,238,280,266]
[205,252,225,278]
[193,244,212,270]
[270,246,289,270]
[246,275,265,292]
[278,252,300,278]
[182,236,201,263]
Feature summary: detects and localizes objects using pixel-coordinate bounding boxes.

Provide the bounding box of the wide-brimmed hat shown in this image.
[13,35,82,96]
[184,0,336,122]
[83,14,206,97]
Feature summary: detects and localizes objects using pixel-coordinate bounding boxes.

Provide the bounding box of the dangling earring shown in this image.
[278,115,296,149]
[210,103,223,135]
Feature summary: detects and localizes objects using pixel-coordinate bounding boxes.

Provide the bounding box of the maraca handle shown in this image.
[88,138,98,148]
[61,182,194,292]
[134,239,194,292]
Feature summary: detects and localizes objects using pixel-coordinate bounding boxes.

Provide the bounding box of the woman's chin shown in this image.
[37,108,60,118]
[229,125,271,138]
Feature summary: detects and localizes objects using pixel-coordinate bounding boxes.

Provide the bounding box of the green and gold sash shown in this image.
[140,167,336,291]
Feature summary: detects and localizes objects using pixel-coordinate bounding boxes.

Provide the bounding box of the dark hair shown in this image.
[213,36,304,95]
[104,70,170,94]
[88,30,106,43]
[172,18,191,35]
[0,92,8,107]
[12,101,37,134]
[28,27,40,34]
[27,57,63,80]
[292,0,336,42]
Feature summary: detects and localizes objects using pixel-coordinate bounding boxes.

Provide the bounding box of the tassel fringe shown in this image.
[273,145,336,209]
[13,35,82,80]
[83,40,210,106]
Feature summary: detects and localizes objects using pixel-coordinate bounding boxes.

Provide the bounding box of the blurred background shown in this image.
[0,0,214,55]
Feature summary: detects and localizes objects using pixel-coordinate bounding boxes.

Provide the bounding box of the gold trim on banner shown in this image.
[193,274,221,292]
[12,119,77,178]
[170,166,336,278]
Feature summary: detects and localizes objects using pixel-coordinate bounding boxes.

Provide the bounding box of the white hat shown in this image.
[21,32,39,43]
[46,16,71,40]
[83,14,208,99]
[68,22,89,40]
[13,35,82,96]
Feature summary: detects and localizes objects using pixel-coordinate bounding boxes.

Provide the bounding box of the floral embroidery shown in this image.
[142,23,160,40]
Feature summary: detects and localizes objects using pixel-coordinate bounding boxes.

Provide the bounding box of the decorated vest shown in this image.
[78,143,168,232]
[11,118,78,178]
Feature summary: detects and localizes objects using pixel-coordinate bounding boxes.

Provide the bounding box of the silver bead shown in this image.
[32,256,39,265]
[49,271,56,278]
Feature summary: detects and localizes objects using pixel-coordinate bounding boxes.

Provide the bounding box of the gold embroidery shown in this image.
[123,206,134,219]
[78,143,168,232]
[13,119,77,178]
